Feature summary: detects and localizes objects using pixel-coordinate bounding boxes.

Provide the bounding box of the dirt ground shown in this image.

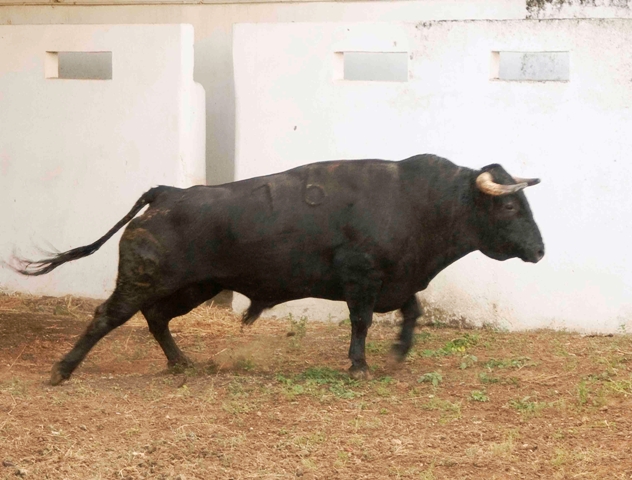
[1,293,632,479]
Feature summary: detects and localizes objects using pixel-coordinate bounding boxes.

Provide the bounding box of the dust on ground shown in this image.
[1,292,632,479]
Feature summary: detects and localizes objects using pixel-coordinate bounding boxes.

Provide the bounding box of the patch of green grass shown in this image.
[234,357,255,372]
[459,354,478,369]
[551,447,586,468]
[568,376,608,407]
[417,372,443,387]
[376,375,395,385]
[421,397,462,423]
[292,431,327,450]
[484,356,533,369]
[276,374,306,400]
[222,400,253,415]
[300,366,347,384]
[470,390,489,402]
[509,396,547,417]
[478,372,500,384]
[276,367,360,400]
[585,371,613,382]
[372,376,395,397]
[489,429,519,459]
[421,397,459,411]
[478,371,519,387]
[227,378,248,395]
[422,334,479,357]
[329,383,357,399]
[577,380,589,406]
[290,383,307,396]
[287,314,308,339]
[608,378,632,396]
[414,331,432,342]
[594,353,627,372]
[276,373,293,385]
[366,340,389,354]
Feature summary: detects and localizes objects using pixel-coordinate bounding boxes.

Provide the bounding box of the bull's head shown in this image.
[474,164,545,264]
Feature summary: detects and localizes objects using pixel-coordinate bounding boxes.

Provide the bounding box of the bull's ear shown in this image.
[476,172,528,196]
[481,163,502,172]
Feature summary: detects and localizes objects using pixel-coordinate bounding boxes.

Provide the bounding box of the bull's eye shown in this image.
[504,203,516,212]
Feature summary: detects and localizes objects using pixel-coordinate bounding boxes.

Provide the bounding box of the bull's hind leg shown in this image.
[241,300,276,326]
[50,290,140,385]
[347,300,375,379]
[391,295,423,361]
[142,281,222,368]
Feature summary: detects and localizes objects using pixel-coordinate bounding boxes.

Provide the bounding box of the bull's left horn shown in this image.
[476,172,528,196]
[511,176,540,187]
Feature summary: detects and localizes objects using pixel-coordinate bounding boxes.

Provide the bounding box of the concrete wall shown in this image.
[233,19,632,333]
[0,24,205,298]
[527,0,632,19]
[0,0,526,185]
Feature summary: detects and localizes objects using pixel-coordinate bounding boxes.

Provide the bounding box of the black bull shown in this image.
[13,154,544,385]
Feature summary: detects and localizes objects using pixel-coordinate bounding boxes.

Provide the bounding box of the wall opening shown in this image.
[491,51,569,82]
[45,51,113,80]
[335,52,408,82]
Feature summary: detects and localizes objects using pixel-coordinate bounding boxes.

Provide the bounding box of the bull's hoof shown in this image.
[50,363,69,386]
[389,344,408,364]
[349,366,372,381]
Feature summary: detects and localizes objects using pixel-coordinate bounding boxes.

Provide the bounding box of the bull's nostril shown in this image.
[536,249,545,262]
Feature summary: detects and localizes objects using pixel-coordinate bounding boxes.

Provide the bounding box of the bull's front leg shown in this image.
[391,295,423,361]
[337,250,381,379]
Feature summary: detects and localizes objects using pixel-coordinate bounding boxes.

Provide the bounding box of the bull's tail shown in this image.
[12,186,169,276]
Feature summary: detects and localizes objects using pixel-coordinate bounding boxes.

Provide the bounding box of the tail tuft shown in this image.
[10,186,168,277]
[11,244,101,276]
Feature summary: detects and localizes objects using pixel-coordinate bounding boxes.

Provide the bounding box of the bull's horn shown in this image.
[511,176,540,187]
[476,172,528,196]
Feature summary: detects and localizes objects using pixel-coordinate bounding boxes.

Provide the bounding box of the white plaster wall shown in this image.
[0,24,205,298]
[233,19,632,333]
[0,0,526,185]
